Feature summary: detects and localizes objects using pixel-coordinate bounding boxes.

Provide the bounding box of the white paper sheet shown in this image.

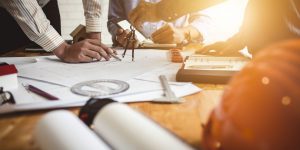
[134,63,190,86]
[112,80,200,102]
[0,50,202,114]
[0,78,201,114]
[15,50,171,87]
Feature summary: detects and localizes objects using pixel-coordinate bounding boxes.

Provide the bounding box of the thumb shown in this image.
[116,28,124,35]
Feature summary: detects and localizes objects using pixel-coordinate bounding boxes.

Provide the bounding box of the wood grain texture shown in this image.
[0,49,225,150]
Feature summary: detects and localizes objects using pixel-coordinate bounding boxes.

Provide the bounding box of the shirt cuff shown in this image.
[86,18,101,33]
[34,26,65,52]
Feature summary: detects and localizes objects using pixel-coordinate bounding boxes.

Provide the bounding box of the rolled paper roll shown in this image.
[35,110,110,150]
[93,102,193,150]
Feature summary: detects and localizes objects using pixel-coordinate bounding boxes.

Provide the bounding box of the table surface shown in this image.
[0,49,225,150]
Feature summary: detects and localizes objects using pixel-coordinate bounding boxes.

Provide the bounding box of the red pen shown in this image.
[23,84,59,100]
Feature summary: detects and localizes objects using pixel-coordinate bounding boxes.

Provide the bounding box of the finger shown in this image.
[79,54,94,63]
[85,42,110,59]
[117,29,131,45]
[116,28,124,35]
[98,48,111,61]
[89,44,111,60]
[83,49,101,60]
[117,35,126,46]
[100,43,115,54]
[90,45,110,60]
[87,39,114,55]
[124,29,131,34]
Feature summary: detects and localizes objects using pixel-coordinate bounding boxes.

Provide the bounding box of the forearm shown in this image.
[107,17,124,44]
[82,0,101,33]
[107,0,128,45]
[107,21,122,45]
[0,0,64,51]
[157,0,225,21]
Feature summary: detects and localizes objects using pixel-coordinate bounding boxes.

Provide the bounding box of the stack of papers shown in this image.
[0,50,201,114]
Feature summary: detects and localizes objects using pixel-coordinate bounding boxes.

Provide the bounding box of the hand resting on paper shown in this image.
[53,39,116,63]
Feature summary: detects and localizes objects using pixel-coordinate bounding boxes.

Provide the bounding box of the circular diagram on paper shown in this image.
[71,80,129,97]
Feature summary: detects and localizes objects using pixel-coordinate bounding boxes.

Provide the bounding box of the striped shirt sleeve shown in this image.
[82,0,101,33]
[0,0,64,52]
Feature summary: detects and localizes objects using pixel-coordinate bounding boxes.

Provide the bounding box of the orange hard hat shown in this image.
[202,39,300,150]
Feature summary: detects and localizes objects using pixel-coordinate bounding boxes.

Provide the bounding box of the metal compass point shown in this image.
[71,80,130,97]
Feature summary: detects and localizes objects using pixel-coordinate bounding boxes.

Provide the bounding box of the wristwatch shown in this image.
[79,98,116,126]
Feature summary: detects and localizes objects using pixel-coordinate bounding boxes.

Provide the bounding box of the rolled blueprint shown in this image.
[35,110,110,150]
[93,102,194,150]
[35,103,194,150]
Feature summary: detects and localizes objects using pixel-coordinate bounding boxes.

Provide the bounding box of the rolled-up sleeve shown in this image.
[0,0,64,52]
[82,0,101,33]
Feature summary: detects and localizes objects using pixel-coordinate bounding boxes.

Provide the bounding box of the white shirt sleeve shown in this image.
[188,12,217,44]
[0,0,64,52]
[82,0,102,33]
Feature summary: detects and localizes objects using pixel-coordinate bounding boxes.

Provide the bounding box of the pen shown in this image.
[98,31,122,61]
[23,84,59,100]
[110,53,122,61]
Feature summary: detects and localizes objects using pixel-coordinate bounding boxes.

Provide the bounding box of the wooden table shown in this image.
[0,49,225,150]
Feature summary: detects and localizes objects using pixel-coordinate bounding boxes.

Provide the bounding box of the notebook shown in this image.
[176,55,250,84]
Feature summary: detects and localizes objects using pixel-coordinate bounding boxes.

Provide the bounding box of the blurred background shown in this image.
[58,0,248,45]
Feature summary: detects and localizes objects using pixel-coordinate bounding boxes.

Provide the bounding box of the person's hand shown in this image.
[129,0,160,28]
[53,39,115,63]
[151,24,186,44]
[198,41,245,56]
[116,28,139,48]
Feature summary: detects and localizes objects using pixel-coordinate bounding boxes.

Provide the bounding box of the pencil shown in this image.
[110,53,122,61]
[99,32,121,61]
[23,84,59,100]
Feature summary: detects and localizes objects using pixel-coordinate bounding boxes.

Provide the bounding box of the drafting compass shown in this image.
[122,25,136,61]
[71,80,130,97]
